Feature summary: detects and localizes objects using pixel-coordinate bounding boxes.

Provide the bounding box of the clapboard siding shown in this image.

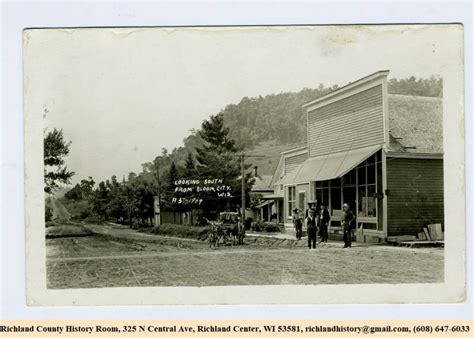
[308,85,384,157]
[386,157,444,236]
[284,153,308,174]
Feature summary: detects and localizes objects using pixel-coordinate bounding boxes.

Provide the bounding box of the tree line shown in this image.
[46,114,254,226]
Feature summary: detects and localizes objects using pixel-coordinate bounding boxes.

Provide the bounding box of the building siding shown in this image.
[386,157,444,236]
[284,152,308,174]
[307,85,385,157]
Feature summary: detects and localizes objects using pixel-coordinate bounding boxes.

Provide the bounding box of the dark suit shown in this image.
[293,214,302,240]
[342,210,355,248]
[318,209,331,242]
[306,216,317,249]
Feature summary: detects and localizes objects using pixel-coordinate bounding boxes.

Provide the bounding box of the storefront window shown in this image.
[331,185,341,211]
[367,163,376,184]
[358,186,367,217]
[358,166,366,185]
[287,186,296,217]
[367,185,376,217]
[359,222,377,230]
[315,181,329,206]
[356,153,378,219]
[343,170,356,186]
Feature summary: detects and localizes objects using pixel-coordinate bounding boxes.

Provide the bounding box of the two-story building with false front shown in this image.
[271,70,444,242]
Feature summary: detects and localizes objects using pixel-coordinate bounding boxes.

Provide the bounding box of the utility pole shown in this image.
[154,156,162,227]
[238,153,265,223]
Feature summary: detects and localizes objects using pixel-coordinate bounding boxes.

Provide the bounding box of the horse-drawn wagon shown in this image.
[206,212,245,249]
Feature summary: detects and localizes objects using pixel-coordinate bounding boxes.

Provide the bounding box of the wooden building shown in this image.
[250,167,283,223]
[272,70,443,242]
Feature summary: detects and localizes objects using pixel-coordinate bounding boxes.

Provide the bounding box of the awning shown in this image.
[255,200,271,208]
[277,144,382,184]
[260,193,284,200]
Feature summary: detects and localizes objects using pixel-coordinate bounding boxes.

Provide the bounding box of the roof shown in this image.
[302,70,390,108]
[388,94,443,154]
[270,156,284,186]
[261,193,284,200]
[251,175,273,191]
[280,145,308,155]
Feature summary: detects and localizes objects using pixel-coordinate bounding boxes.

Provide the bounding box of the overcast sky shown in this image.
[25,25,461,185]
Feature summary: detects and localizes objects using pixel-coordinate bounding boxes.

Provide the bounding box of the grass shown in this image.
[46,224,93,238]
[139,223,211,241]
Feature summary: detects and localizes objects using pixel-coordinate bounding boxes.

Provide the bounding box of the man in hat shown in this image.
[292,208,303,240]
[305,201,316,218]
[318,203,331,243]
[306,208,318,249]
[342,203,355,248]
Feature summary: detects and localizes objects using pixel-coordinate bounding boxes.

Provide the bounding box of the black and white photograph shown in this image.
[22,24,465,305]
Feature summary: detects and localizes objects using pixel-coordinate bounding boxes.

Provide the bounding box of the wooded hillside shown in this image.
[220,76,442,150]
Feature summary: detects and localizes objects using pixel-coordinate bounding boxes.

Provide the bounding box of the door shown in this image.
[298,191,306,212]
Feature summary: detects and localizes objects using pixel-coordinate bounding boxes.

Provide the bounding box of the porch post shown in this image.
[382,150,388,236]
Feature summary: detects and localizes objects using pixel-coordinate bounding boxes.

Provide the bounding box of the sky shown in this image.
[24,25,462,185]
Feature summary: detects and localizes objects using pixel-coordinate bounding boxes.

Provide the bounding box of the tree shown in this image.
[79,177,95,198]
[387,76,442,97]
[106,175,127,223]
[89,181,110,224]
[44,128,74,194]
[195,113,254,214]
[130,177,156,226]
[184,152,196,177]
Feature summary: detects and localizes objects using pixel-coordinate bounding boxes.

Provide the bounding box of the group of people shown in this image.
[292,202,355,249]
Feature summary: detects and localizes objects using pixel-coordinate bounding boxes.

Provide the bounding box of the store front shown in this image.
[312,151,383,233]
[281,146,385,237]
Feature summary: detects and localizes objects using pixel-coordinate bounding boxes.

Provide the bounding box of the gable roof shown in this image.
[270,156,284,186]
[302,70,390,109]
[252,175,274,192]
[388,94,443,154]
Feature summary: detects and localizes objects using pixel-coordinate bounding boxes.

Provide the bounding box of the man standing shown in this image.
[319,204,331,242]
[306,208,317,249]
[292,208,303,240]
[341,203,355,248]
[305,201,316,218]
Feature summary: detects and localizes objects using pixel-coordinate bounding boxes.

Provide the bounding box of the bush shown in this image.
[244,217,253,230]
[79,209,91,220]
[61,199,91,221]
[251,221,281,233]
[45,224,93,238]
[142,223,211,241]
[263,222,281,232]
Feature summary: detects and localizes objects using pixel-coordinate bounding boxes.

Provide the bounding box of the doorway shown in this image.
[298,191,306,212]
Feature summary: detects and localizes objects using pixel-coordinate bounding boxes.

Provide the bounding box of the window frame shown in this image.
[287,185,296,219]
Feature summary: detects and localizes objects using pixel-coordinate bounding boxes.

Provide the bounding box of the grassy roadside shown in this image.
[138,224,211,241]
[45,222,93,238]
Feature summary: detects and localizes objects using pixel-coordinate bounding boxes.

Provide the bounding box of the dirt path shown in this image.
[46,225,444,288]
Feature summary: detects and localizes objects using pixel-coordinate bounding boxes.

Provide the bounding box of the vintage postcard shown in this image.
[23,24,465,305]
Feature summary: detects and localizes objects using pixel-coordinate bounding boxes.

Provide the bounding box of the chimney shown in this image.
[254,166,258,177]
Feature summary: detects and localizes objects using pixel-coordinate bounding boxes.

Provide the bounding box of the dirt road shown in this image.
[46,223,444,289]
